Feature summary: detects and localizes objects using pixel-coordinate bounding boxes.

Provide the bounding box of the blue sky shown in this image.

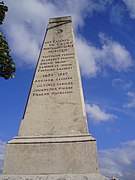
[1,0,135,179]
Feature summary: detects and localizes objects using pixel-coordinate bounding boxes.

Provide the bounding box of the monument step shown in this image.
[0,173,108,180]
[8,134,94,144]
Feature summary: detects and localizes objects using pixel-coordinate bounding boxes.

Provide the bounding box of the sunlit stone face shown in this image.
[19,16,88,136]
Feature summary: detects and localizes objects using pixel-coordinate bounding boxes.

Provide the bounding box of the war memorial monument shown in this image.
[1,16,108,180]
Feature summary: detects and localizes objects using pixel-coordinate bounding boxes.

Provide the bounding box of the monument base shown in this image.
[3,135,98,175]
[0,174,108,180]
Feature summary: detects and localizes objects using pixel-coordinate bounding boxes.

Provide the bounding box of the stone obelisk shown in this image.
[1,16,107,180]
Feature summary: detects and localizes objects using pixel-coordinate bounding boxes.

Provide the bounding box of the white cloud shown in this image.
[3,0,99,65]
[99,140,135,180]
[123,0,135,19]
[86,103,117,123]
[8,23,40,65]
[76,34,133,77]
[4,0,58,64]
[112,78,132,91]
[124,92,135,108]
[109,3,125,25]
[98,33,133,71]
[0,140,6,174]
[76,37,99,77]
[2,1,133,75]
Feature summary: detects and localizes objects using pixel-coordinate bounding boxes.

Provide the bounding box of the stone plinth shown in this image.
[3,135,98,175]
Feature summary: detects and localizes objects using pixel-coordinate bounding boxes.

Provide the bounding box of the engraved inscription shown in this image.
[33,38,75,96]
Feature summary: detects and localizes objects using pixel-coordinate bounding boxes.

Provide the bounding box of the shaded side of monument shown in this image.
[1,16,108,180]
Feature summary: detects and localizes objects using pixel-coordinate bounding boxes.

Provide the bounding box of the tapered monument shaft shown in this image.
[19,16,88,136]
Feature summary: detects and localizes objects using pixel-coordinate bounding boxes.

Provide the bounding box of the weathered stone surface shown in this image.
[19,16,88,137]
[2,16,104,178]
[3,135,98,175]
[0,174,108,180]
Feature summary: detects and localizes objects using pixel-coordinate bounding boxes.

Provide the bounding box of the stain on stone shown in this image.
[83,176,88,180]
[74,118,78,122]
